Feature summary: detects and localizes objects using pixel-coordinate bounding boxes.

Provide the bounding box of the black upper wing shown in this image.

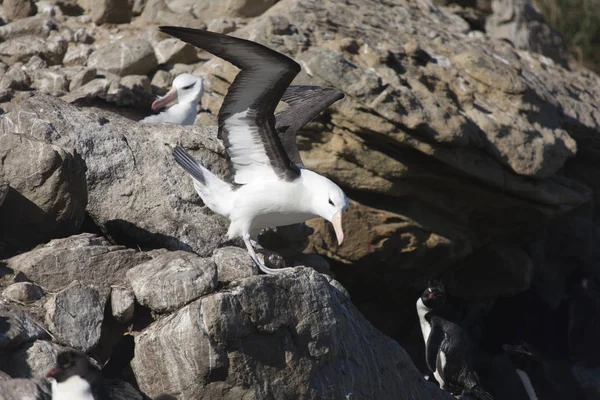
[275,85,344,166]
[160,26,301,183]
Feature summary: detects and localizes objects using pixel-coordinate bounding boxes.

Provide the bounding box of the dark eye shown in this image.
[182,83,195,90]
[328,198,334,206]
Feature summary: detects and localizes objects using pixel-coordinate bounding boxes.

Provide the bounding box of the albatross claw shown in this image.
[243,236,292,275]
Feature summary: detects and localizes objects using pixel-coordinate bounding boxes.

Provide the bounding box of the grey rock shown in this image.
[127,250,217,313]
[92,0,134,24]
[110,287,135,324]
[154,38,197,65]
[4,0,37,22]
[120,74,151,93]
[486,0,569,67]
[132,268,450,399]
[6,233,151,292]
[0,371,10,381]
[61,77,112,103]
[206,17,238,34]
[87,39,158,77]
[150,69,172,95]
[0,133,87,257]
[69,67,97,91]
[2,282,44,304]
[1,340,69,379]
[63,43,94,66]
[0,64,31,90]
[45,281,105,352]
[212,246,257,282]
[141,0,206,28]
[171,0,278,20]
[1,95,231,257]
[0,306,49,351]
[0,34,67,65]
[0,378,51,400]
[0,178,7,208]
[23,56,48,72]
[31,69,69,95]
[0,17,57,41]
[103,78,155,108]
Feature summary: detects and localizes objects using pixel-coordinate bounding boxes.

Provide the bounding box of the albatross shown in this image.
[140,73,204,125]
[162,26,348,274]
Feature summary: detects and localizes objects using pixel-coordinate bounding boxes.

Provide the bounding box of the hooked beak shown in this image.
[46,367,59,378]
[151,87,178,111]
[331,209,344,245]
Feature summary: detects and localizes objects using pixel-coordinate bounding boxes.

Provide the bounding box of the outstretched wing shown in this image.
[275,85,344,166]
[160,26,301,184]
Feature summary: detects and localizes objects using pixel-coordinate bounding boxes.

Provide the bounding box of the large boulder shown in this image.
[3,0,37,22]
[127,250,218,313]
[0,306,49,352]
[193,0,597,301]
[131,268,451,400]
[87,39,158,77]
[6,233,151,292]
[45,281,106,352]
[0,133,87,258]
[0,95,231,256]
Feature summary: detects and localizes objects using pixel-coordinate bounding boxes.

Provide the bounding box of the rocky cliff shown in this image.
[0,0,599,399]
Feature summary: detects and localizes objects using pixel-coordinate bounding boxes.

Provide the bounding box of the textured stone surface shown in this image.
[0,133,87,257]
[62,43,94,66]
[154,38,197,65]
[1,95,231,257]
[45,281,105,352]
[110,287,135,323]
[127,250,217,313]
[0,17,56,42]
[6,233,150,292]
[31,69,69,95]
[192,0,596,300]
[68,66,96,91]
[0,306,49,351]
[91,0,134,24]
[1,340,69,379]
[2,282,44,304]
[0,379,50,400]
[0,34,67,65]
[132,268,450,400]
[87,39,158,77]
[212,246,257,282]
[486,0,569,67]
[4,0,37,22]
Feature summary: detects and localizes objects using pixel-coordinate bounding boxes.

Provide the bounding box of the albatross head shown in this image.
[304,171,349,245]
[151,73,204,111]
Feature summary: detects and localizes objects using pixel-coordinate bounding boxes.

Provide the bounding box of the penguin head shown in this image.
[421,280,446,309]
[46,350,103,385]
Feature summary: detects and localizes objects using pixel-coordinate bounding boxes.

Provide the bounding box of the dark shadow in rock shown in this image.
[0,316,10,338]
[0,187,69,259]
[80,211,106,238]
[103,219,194,253]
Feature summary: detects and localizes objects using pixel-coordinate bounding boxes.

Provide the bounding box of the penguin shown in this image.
[416,281,494,400]
[46,350,157,400]
[46,350,109,400]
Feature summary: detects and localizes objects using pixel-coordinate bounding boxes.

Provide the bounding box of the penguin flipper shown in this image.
[426,316,445,372]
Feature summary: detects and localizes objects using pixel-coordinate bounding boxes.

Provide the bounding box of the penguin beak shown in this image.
[46,367,59,378]
[331,210,344,245]
[151,87,178,111]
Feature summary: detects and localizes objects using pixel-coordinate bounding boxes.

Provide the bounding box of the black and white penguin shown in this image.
[46,350,109,400]
[416,281,494,400]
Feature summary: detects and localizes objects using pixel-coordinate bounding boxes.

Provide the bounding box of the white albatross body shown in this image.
[140,73,204,125]
[164,27,348,274]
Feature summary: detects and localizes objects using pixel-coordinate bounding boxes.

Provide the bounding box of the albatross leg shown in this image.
[243,235,289,275]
